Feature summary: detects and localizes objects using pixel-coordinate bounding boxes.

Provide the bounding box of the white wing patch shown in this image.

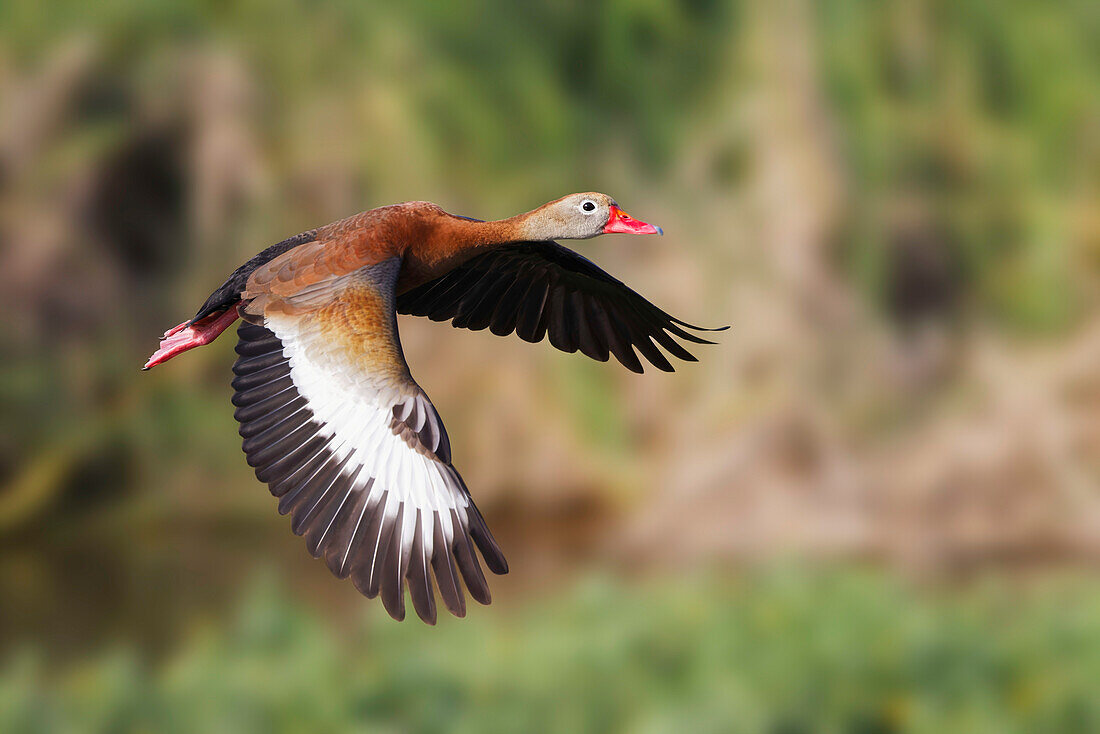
[231,264,506,623]
[272,314,462,578]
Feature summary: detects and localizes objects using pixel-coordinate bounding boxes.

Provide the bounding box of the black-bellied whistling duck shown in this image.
[144,193,724,623]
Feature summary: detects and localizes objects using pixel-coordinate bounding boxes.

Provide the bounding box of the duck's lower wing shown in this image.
[396,241,726,373]
[233,257,506,624]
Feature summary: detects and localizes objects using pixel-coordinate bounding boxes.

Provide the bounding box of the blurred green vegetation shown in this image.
[4,570,1100,734]
[3,0,1100,730]
[0,0,736,201]
[820,0,1100,330]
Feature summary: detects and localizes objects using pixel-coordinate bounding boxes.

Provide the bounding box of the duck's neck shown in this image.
[445,210,543,250]
[400,211,538,291]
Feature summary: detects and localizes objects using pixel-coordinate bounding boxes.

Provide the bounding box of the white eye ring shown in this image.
[580,200,597,213]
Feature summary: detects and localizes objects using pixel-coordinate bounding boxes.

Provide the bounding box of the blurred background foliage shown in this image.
[1,0,1099,731]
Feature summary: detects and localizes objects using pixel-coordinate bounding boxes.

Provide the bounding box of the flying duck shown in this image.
[144,193,724,623]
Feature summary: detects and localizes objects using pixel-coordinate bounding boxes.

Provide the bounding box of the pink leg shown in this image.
[143,308,241,370]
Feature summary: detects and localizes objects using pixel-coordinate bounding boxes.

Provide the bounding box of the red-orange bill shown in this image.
[602,205,663,235]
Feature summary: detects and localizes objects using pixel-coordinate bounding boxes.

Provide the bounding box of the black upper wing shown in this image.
[396,241,726,373]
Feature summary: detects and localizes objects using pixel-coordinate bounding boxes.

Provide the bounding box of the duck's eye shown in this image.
[581,200,597,213]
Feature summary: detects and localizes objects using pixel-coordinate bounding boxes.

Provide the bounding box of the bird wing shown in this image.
[188,209,388,324]
[189,228,320,324]
[233,256,507,623]
[396,241,726,373]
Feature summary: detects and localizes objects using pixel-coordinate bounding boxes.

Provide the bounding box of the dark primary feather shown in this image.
[397,241,726,374]
[390,392,453,464]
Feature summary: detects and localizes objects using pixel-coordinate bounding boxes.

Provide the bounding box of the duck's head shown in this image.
[520,192,663,241]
